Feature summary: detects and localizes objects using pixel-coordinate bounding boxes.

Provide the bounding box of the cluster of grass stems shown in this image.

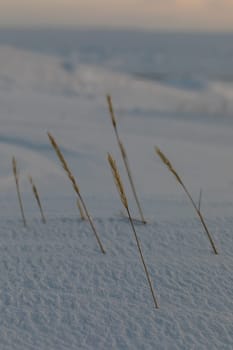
[106,95,146,224]
[11,95,219,312]
[12,157,46,226]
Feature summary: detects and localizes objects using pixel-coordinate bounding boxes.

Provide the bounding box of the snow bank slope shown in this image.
[1,45,233,206]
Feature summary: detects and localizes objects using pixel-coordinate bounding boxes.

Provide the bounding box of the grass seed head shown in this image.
[155,147,182,185]
[106,95,117,128]
[12,156,18,180]
[47,132,80,193]
[108,153,128,209]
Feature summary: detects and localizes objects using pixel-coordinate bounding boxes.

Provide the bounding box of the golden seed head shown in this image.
[48,132,80,194]
[155,146,182,185]
[108,153,128,209]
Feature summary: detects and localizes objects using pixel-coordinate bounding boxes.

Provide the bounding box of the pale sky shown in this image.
[1,0,233,31]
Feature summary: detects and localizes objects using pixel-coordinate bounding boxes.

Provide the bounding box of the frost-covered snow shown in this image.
[0,38,233,349]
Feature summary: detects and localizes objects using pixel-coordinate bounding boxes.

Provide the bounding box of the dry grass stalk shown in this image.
[106,95,146,224]
[108,153,159,309]
[29,176,46,223]
[12,156,27,227]
[198,188,202,212]
[155,147,218,255]
[108,154,128,209]
[48,132,105,254]
[77,198,86,220]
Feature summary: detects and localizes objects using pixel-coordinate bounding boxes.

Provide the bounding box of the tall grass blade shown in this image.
[106,95,146,224]
[12,156,27,227]
[155,147,218,255]
[29,176,46,223]
[108,153,159,309]
[198,188,202,212]
[77,198,86,220]
[48,132,105,254]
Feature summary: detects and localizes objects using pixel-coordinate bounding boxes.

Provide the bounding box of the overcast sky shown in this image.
[1,0,233,31]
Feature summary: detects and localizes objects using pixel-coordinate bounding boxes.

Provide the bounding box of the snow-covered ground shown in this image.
[0,42,233,349]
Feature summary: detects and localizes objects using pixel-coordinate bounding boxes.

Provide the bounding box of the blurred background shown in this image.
[0,1,233,219]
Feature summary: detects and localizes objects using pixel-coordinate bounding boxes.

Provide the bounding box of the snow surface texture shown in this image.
[0,217,233,350]
[0,42,233,349]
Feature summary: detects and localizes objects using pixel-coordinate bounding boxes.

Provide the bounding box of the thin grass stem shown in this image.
[77,199,86,220]
[198,188,202,212]
[155,147,218,255]
[126,207,159,308]
[48,132,105,254]
[12,156,27,227]
[108,153,159,309]
[29,176,46,223]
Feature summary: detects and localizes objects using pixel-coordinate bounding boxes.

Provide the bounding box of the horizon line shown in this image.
[0,25,233,35]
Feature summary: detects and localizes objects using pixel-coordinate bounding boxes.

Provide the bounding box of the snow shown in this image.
[0,217,232,349]
[0,43,233,349]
